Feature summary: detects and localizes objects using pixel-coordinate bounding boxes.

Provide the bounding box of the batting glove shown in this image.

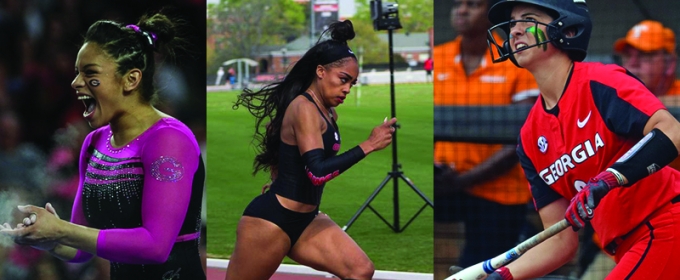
[565,171,621,231]
[486,267,513,280]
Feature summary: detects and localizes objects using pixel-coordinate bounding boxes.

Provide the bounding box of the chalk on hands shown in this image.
[22,213,37,226]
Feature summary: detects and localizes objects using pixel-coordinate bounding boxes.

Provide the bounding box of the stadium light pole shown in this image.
[310,0,315,47]
[356,46,363,107]
[281,47,288,72]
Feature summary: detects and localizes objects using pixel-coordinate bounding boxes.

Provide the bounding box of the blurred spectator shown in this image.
[0,111,47,192]
[228,67,236,86]
[216,66,225,85]
[28,253,69,280]
[423,57,433,82]
[44,121,90,220]
[432,0,539,274]
[614,20,680,100]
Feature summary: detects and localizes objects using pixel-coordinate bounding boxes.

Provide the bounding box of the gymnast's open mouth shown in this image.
[77,94,97,118]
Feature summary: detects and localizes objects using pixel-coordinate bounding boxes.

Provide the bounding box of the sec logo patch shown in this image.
[538,136,548,154]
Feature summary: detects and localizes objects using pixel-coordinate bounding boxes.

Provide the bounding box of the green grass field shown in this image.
[207,83,434,273]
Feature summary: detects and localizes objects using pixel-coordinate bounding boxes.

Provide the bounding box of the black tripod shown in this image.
[342,28,433,233]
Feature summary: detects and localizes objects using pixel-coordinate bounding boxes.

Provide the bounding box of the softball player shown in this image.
[484,0,680,279]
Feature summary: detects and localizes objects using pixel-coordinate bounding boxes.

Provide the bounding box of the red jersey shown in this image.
[517,61,680,249]
[424,58,433,71]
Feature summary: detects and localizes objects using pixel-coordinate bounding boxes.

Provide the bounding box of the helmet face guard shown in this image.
[487,0,592,66]
[487,19,558,67]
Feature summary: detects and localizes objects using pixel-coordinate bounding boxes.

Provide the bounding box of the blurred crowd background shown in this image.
[0,0,205,279]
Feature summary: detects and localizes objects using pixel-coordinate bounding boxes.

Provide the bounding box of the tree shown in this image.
[348,20,391,64]
[207,0,306,72]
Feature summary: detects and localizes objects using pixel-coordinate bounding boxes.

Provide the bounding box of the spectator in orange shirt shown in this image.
[433,0,539,269]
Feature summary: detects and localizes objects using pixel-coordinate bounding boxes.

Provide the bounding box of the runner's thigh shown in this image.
[288,213,374,279]
[225,216,290,280]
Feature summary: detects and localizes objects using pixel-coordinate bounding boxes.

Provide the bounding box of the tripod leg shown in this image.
[399,173,433,207]
[342,175,391,232]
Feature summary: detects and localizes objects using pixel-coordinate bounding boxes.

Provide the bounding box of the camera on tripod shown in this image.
[343,0,432,234]
[370,0,402,31]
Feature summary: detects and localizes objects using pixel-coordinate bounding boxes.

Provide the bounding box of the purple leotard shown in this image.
[69,118,205,279]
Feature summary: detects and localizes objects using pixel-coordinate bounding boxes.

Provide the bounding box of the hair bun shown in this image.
[138,13,176,50]
[329,20,355,43]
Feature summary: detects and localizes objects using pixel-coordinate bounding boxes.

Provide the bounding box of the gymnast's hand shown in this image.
[0,203,64,250]
[361,117,397,153]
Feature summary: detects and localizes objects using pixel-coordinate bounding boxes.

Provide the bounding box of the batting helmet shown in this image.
[486,0,592,66]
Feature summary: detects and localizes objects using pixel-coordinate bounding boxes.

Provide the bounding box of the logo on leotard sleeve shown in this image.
[151,156,184,182]
[538,136,548,153]
[334,132,339,141]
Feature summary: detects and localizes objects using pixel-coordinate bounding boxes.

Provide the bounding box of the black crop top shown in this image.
[269,92,341,205]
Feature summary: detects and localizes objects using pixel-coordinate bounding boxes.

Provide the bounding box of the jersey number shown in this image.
[574,180,587,192]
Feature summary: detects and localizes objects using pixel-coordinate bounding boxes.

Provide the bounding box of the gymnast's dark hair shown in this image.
[82,10,188,104]
[234,20,357,176]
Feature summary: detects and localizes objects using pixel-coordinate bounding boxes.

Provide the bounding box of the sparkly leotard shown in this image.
[69,118,205,279]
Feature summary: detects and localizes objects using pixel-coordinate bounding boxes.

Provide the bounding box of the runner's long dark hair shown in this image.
[234,20,356,175]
